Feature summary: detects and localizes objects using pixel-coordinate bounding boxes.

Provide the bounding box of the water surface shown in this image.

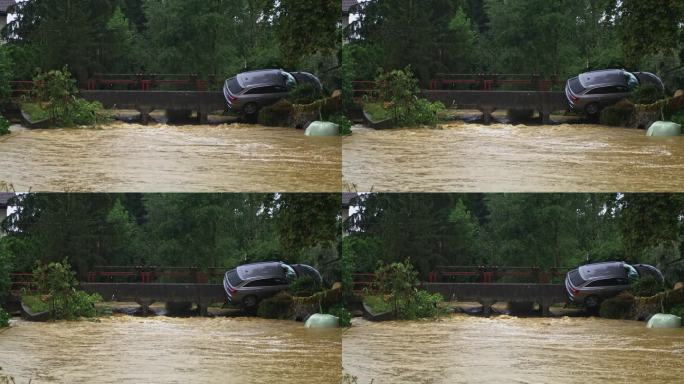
[343,315,684,383]
[0,316,341,383]
[343,123,684,192]
[0,123,341,192]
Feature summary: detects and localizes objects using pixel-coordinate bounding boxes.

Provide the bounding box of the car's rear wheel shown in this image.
[585,103,600,116]
[242,295,258,308]
[243,103,258,116]
[584,295,601,312]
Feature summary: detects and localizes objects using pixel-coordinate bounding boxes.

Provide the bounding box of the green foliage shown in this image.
[0,116,10,136]
[287,83,323,105]
[0,307,10,327]
[600,104,634,127]
[670,111,684,126]
[374,67,445,127]
[630,276,665,297]
[289,275,322,297]
[0,45,12,105]
[326,305,352,327]
[276,0,339,67]
[257,99,293,127]
[630,85,663,105]
[668,304,684,319]
[329,114,352,136]
[0,240,13,305]
[599,294,634,319]
[30,258,102,320]
[29,67,106,127]
[257,292,293,319]
[372,259,443,320]
[340,45,356,111]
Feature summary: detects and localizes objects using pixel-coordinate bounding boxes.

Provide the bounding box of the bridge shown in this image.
[80,283,226,316]
[422,283,568,317]
[80,90,226,125]
[422,90,569,124]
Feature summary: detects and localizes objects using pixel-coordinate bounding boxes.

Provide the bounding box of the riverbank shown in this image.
[343,314,684,383]
[343,122,684,192]
[0,122,341,192]
[0,315,342,383]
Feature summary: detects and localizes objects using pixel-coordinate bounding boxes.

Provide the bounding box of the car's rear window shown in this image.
[568,270,585,287]
[227,78,244,95]
[568,78,585,94]
[226,270,243,287]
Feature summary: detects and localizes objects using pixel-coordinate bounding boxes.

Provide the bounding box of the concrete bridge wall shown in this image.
[423,283,568,317]
[422,90,569,124]
[80,91,226,125]
[80,283,226,316]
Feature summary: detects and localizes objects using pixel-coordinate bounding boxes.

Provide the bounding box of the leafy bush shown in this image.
[327,305,352,327]
[668,304,684,318]
[670,111,684,126]
[0,115,9,136]
[0,45,13,105]
[599,294,634,319]
[0,307,9,327]
[257,292,293,319]
[28,67,108,127]
[289,275,322,297]
[287,83,323,105]
[372,259,444,320]
[29,258,102,320]
[257,99,293,127]
[630,276,664,297]
[374,67,445,127]
[600,104,634,127]
[330,114,352,135]
[0,240,13,305]
[630,84,663,105]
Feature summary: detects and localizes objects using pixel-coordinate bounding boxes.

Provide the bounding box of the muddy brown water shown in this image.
[0,316,341,383]
[343,123,684,192]
[0,123,341,192]
[343,315,684,384]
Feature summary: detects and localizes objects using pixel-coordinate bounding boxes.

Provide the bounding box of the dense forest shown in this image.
[344,193,684,282]
[345,0,684,88]
[0,193,342,281]
[0,0,340,87]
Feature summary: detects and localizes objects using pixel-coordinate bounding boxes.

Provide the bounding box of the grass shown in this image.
[22,294,51,313]
[363,102,392,122]
[363,294,393,314]
[20,102,50,122]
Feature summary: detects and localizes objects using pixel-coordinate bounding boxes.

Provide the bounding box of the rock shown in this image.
[304,121,339,136]
[674,90,684,98]
[646,313,682,329]
[674,282,684,291]
[304,313,339,329]
[646,121,682,137]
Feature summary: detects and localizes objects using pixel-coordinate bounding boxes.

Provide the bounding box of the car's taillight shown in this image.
[571,95,579,101]
[228,95,237,102]
[571,287,579,295]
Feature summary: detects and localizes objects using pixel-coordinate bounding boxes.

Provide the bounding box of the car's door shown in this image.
[258,85,290,105]
[585,86,629,106]
[245,277,290,298]
[585,277,630,298]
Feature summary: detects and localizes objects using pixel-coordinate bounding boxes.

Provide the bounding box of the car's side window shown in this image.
[245,278,288,287]
[245,87,266,95]
[587,278,629,287]
[586,87,608,95]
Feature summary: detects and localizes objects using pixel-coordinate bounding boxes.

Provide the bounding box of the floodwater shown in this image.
[0,316,341,383]
[343,123,684,192]
[0,122,341,192]
[343,315,684,384]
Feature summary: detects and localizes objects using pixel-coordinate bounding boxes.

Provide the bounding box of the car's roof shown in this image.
[236,261,286,280]
[579,69,628,88]
[236,69,286,88]
[578,261,627,281]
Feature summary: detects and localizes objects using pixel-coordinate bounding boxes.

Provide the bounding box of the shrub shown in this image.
[0,115,9,136]
[327,305,352,327]
[289,275,322,297]
[670,111,684,126]
[630,276,664,297]
[287,83,323,105]
[0,307,9,327]
[372,259,444,320]
[0,45,12,105]
[375,67,445,127]
[630,84,663,105]
[599,292,634,319]
[257,292,293,319]
[257,99,293,127]
[0,240,13,305]
[29,258,102,320]
[600,105,634,127]
[668,304,684,318]
[330,114,352,135]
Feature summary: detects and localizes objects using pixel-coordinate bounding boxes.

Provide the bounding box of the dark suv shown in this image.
[565,261,664,310]
[223,69,322,117]
[223,261,322,308]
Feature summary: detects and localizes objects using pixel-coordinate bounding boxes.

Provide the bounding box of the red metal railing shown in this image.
[429,265,571,284]
[351,80,379,98]
[86,73,215,91]
[429,73,563,91]
[85,266,228,284]
[9,273,36,292]
[9,81,35,97]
